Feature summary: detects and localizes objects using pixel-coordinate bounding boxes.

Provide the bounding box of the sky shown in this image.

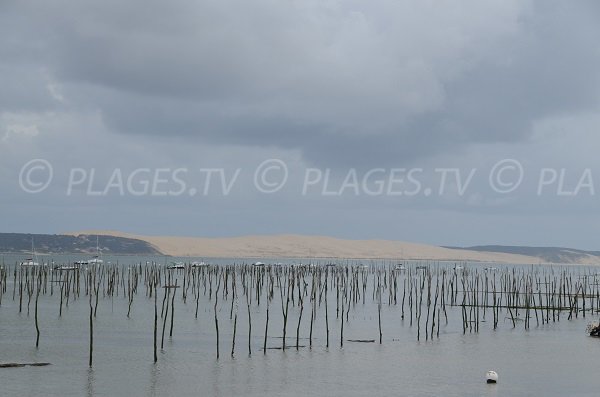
[1,0,600,249]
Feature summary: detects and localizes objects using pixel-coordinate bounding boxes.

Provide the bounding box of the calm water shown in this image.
[1,257,599,397]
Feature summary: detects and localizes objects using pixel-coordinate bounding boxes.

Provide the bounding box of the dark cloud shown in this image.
[7,0,592,167]
[2,0,600,247]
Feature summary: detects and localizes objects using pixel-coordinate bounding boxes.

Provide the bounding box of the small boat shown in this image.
[20,238,43,266]
[394,264,406,271]
[252,262,265,267]
[167,262,185,270]
[20,258,41,267]
[88,256,103,265]
[54,265,79,271]
[485,370,498,384]
[191,261,208,267]
[416,266,427,271]
[75,236,104,265]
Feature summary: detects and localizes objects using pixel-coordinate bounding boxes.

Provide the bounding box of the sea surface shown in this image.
[0,255,599,397]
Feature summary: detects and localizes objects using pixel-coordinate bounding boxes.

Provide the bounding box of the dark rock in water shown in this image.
[587,322,600,337]
[0,362,51,368]
[347,339,375,343]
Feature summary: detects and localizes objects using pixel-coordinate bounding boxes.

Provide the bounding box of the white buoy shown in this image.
[486,370,498,384]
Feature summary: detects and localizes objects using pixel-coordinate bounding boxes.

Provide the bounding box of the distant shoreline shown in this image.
[0,251,533,263]
[2,231,598,265]
[64,230,560,264]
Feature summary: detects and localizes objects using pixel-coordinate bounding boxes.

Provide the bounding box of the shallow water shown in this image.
[1,258,599,397]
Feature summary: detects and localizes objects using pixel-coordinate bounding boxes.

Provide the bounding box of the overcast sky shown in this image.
[1,0,600,249]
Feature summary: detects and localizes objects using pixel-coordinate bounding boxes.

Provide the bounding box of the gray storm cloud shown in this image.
[1,0,600,247]
[6,0,599,166]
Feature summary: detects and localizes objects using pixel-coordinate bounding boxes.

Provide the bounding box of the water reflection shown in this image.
[86,368,95,397]
[2,260,599,397]
[149,364,159,397]
[211,359,223,396]
[484,384,499,397]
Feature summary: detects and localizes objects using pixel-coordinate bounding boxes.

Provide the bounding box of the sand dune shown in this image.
[65,230,542,264]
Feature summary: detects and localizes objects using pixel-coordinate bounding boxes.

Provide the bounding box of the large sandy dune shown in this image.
[66,230,543,264]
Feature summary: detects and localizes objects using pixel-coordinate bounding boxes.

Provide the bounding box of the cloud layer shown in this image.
[2,0,600,248]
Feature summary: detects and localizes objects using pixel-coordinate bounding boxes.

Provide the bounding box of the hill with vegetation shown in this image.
[0,233,161,255]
